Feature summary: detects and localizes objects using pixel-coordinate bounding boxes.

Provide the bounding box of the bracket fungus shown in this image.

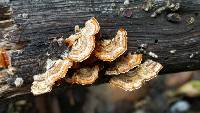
[136,60,163,81]
[0,48,16,78]
[67,35,96,62]
[109,60,163,91]
[0,48,10,68]
[31,59,73,95]
[66,65,99,85]
[65,17,100,62]
[105,53,142,75]
[94,28,127,62]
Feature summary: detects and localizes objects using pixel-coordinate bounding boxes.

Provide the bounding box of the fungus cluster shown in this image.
[94,28,127,61]
[31,17,163,95]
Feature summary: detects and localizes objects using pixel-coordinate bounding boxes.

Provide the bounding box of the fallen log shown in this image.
[0,0,200,99]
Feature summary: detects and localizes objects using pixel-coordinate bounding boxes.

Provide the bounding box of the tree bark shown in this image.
[0,0,200,99]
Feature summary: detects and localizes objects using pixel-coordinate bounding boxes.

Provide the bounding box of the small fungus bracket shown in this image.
[0,48,10,68]
[0,48,16,79]
[31,59,73,95]
[65,17,100,62]
[105,53,142,75]
[94,28,127,62]
[66,65,99,85]
[110,60,163,91]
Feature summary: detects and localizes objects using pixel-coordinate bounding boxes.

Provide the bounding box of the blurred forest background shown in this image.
[1,70,200,113]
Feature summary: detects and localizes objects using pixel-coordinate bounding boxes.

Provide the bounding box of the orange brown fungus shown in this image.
[67,35,96,62]
[65,17,100,62]
[81,17,100,36]
[109,60,163,91]
[0,48,10,68]
[66,65,99,85]
[65,34,80,47]
[31,58,73,95]
[105,53,142,75]
[94,28,127,62]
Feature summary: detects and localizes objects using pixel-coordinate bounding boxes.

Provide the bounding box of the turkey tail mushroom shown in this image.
[67,35,96,62]
[105,53,142,75]
[94,28,127,62]
[109,60,163,91]
[65,17,100,62]
[110,73,143,91]
[31,58,73,95]
[81,17,100,36]
[66,65,99,85]
[138,60,163,81]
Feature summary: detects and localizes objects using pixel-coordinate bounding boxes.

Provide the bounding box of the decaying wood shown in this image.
[0,0,200,99]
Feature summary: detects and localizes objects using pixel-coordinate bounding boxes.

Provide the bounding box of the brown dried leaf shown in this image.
[105,53,142,75]
[110,60,163,91]
[94,28,127,61]
[66,65,99,85]
[31,59,73,95]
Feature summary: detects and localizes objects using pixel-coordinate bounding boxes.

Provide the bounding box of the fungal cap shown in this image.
[65,34,81,47]
[68,35,95,62]
[66,65,99,85]
[95,28,127,62]
[31,80,52,95]
[45,59,73,82]
[65,17,100,47]
[0,48,10,68]
[31,59,73,95]
[109,60,163,91]
[110,72,143,91]
[65,17,100,62]
[137,59,163,81]
[105,53,143,75]
[82,17,100,36]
